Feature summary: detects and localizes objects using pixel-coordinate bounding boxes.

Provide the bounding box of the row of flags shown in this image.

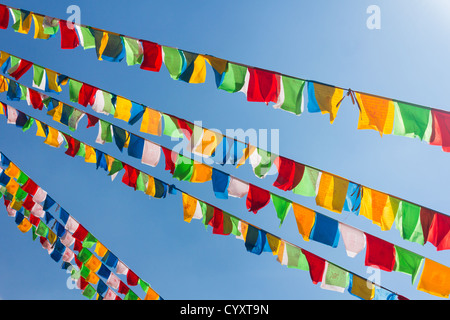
[2,101,450,299]
[0,5,448,154]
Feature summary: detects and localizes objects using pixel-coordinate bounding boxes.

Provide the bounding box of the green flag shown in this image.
[77,26,95,49]
[82,233,97,248]
[136,172,149,192]
[271,193,292,226]
[394,246,424,284]
[322,263,349,291]
[162,46,185,80]
[252,149,277,178]
[77,248,93,263]
[32,64,45,88]
[82,284,97,300]
[69,79,83,103]
[35,221,49,237]
[393,102,432,142]
[162,114,183,139]
[276,76,306,115]
[286,243,309,270]
[218,63,247,93]
[124,290,139,300]
[22,117,34,132]
[395,201,424,245]
[172,155,193,181]
[98,120,113,144]
[123,36,143,66]
[292,167,320,197]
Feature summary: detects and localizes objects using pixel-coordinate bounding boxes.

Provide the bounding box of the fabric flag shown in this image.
[292,166,321,197]
[9,59,33,80]
[291,203,316,241]
[96,120,112,145]
[273,76,305,115]
[44,127,65,148]
[364,233,395,272]
[162,114,183,139]
[302,250,326,285]
[315,173,349,213]
[141,140,161,167]
[426,212,450,251]
[217,62,247,93]
[307,82,344,123]
[10,8,32,34]
[348,274,375,300]
[162,147,176,174]
[419,207,436,245]
[140,108,162,136]
[273,156,304,191]
[227,177,249,198]
[75,25,95,49]
[162,46,185,80]
[78,83,98,107]
[69,79,82,103]
[246,68,280,104]
[270,193,292,226]
[343,182,362,214]
[246,184,271,214]
[127,135,145,159]
[45,69,62,93]
[429,109,450,152]
[393,101,432,141]
[203,54,228,87]
[121,164,139,190]
[394,201,424,245]
[97,32,125,62]
[91,90,115,115]
[0,5,8,29]
[140,40,162,72]
[126,270,139,286]
[178,52,207,84]
[338,223,366,258]
[250,148,277,179]
[320,262,350,293]
[193,129,222,157]
[244,225,269,255]
[417,258,450,298]
[190,162,212,183]
[32,14,51,40]
[359,187,398,231]
[211,169,229,199]
[172,155,193,181]
[284,243,308,270]
[182,193,200,223]
[355,92,395,136]
[32,64,46,90]
[59,20,79,49]
[114,96,132,122]
[123,36,143,66]
[309,212,340,247]
[394,245,423,284]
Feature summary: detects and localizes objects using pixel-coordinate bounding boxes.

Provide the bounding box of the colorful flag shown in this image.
[273,76,305,115]
[417,258,450,298]
[393,101,432,141]
[307,82,344,123]
[355,92,395,136]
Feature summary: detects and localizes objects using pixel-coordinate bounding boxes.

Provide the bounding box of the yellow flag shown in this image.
[0,75,9,93]
[189,55,207,83]
[266,233,281,255]
[32,14,50,39]
[417,258,450,298]
[194,129,222,156]
[18,218,32,233]
[350,275,375,300]
[85,145,97,163]
[315,173,349,213]
[4,162,21,179]
[48,101,63,122]
[94,242,108,258]
[144,287,159,300]
[140,108,162,136]
[114,96,132,122]
[97,32,109,61]
[45,69,62,93]
[85,255,102,273]
[313,83,344,123]
[11,199,23,211]
[190,162,212,183]
[44,127,64,148]
[360,187,397,231]
[145,176,156,197]
[182,193,198,223]
[35,120,47,137]
[86,272,100,285]
[292,203,316,241]
[355,92,395,136]
[6,179,20,196]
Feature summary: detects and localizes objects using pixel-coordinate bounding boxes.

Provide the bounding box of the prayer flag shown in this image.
[140,40,162,72]
[355,92,395,136]
[364,233,395,272]
[417,258,450,298]
[394,201,424,245]
[315,173,349,213]
[430,109,450,152]
[310,212,340,247]
[59,20,79,49]
[246,68,280,104]
[271,193,292,226]
[393,101,432,141]
[291,203,315,241]
[246,184,271,214]
[338,223,366,258]
[273,76,305,115]
[307,82,344,123]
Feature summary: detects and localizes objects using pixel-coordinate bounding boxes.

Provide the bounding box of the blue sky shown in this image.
[0,0,450,300]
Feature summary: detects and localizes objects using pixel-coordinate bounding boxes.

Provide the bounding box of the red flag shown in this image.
[430,110,450,152]
[177,118,193,140]
[22,178,39,196]
[118,281,130,295]
[122,164,139,190]
[364,233,395,272]
[427,213,450,251]
[162,147,176,174]
[72,224,89,242]
[273,157,305,191]
[302,249,326,285]
[78,83,98,107]
[9,59,33,80]
[420,207,436,245]
[126,269,139,286]
[0,5,9,29]
[29,214,40,227]
[64,136,81,157]
[59,20,79,49]
[28,89,44,110]
[211,208,225,235]
[246,184,271,214]
[140,40,162,72]
[86,113,99,128]
[247,68,280,104]
[22,194,36,211]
